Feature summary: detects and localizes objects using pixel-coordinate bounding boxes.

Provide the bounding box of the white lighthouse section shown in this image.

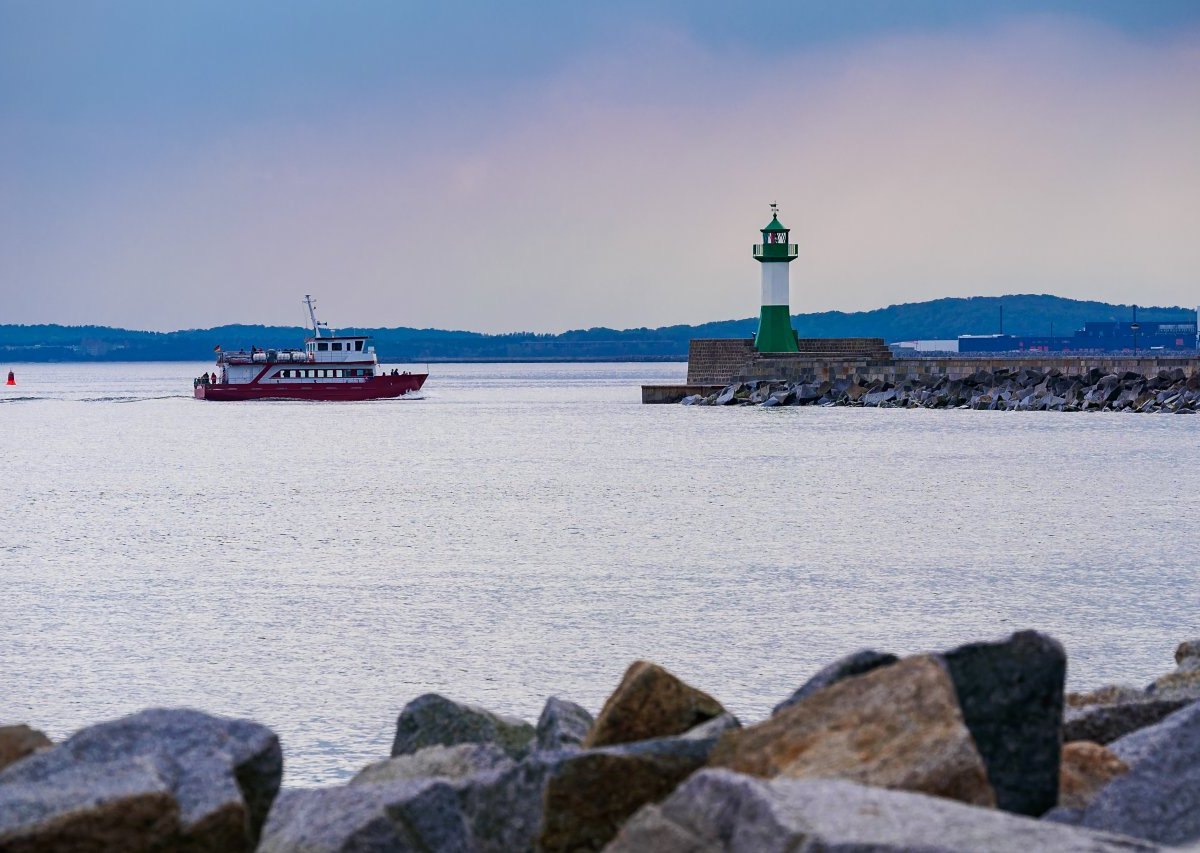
[761,262,790,307]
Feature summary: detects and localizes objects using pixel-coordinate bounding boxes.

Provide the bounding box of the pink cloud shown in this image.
[7,16,1199,331]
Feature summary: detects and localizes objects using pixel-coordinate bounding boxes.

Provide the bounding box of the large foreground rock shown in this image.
[0,725,51,772]
[605,770,1159,852]
[265,726,721,853]
[939,630,1065,815]
[0,708,281,852]
[391,694,535,759]
[535,697,594,752]
[584,661,724,748]
[709,655,995,807]
[261,755,560,853]
[1045,701,1200,845]
[771,648,898,715]
[539,732,718,852]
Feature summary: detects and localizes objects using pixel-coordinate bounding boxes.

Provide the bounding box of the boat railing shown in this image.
[217,349,310,365]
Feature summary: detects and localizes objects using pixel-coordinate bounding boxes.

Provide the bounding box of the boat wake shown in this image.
[4,394,194,403]
[80,395,194,403]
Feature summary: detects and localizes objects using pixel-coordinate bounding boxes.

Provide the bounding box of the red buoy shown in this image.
[5,370,13,386]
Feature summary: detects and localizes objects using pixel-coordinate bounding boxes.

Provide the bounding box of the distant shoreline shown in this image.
[3,294,1195,364]
[0,356,690,365]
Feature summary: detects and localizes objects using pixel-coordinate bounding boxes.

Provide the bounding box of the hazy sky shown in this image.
[2,1,1198,332]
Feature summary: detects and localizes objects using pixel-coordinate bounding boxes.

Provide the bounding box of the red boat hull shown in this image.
[195,374,426,401]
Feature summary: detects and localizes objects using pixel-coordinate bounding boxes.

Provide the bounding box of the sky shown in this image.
[1,1,1198,333]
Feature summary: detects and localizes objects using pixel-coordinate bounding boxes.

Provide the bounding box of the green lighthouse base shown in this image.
[754,305,798,353]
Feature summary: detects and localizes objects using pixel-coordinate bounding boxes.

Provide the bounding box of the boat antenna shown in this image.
[304,294,330,338]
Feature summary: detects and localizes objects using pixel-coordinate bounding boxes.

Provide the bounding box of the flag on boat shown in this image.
[214,345,221,351]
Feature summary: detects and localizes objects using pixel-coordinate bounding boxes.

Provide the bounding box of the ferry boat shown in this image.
[194,296,427,401]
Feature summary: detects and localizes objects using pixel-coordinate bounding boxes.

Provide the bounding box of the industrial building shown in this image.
[956,319,1198,354]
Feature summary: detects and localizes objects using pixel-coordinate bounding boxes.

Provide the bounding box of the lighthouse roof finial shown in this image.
[762,201,788,233]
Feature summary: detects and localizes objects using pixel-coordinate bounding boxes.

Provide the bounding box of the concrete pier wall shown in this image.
[645,337,1200,403]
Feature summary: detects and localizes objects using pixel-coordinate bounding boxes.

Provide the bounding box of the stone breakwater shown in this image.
[4,633,1200,851]
[683,366,1200,413]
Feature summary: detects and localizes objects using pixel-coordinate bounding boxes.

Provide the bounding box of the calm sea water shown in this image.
[1,361,1198,785]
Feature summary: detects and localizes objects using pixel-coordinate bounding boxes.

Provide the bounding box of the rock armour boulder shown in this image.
[1059,741,1129,811]
[538,732,720,852]
[687,368,1200,413]
[772,648,898,715]
[1146,641,1200,700]
[0,708,281,852]
[1045,701,1200,845]
[535,697,594,752]
[353,743,513,786]
[679,713,741,740]
[583,661,724,749]
[709,655,995,807]
[1065,698,1190,745]
[391,693,535,759]
[261,754,562,853]
[938,630,1066,816]
[604,770,1158,852]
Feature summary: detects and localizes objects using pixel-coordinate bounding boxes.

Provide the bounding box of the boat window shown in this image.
[332,342,343,351]
[355,341,364,351]
[334,369,342,377]
[307,370,315,378]
[317,342,329,351]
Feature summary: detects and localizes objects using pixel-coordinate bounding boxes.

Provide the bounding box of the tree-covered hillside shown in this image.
[1,295,1194,362]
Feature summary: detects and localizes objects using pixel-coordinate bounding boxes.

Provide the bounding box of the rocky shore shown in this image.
[3,632,1200,851]
[682,367,1200,412]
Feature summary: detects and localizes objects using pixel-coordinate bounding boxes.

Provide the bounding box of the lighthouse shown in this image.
[752,203,799,353]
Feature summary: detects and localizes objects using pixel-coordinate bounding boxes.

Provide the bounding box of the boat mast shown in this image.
[304,295,331,338]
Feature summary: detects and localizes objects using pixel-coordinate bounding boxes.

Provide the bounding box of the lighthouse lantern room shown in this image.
[751,203,799,353]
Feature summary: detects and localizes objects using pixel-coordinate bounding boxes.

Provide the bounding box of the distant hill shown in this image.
[1,295,1195,362]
